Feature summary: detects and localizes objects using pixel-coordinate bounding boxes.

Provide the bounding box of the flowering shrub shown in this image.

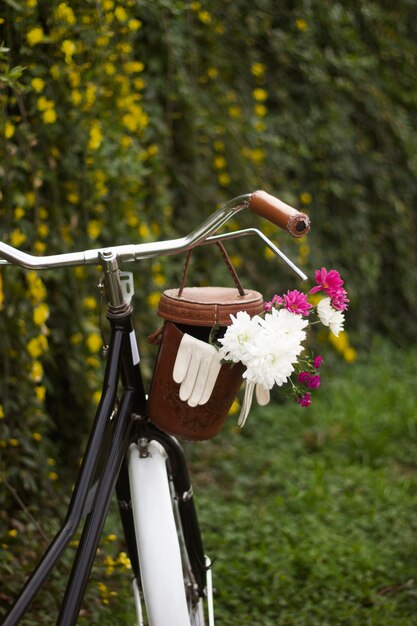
[219,268,349,407]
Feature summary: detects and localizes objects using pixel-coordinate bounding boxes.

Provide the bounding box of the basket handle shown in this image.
[178,241,245,297]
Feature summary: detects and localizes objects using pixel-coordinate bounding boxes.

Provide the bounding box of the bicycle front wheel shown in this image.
[127,440,205,626]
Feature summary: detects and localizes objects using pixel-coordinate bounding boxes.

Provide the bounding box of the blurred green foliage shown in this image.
[0,0,416,619]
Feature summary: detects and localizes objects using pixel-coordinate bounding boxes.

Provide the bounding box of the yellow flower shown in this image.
[344,347,357,363]
[120,135,132,149]
[251,148,265,164]
[86,333,102,353]
[83,297,97,310]
[54,2,76,25]
[27,335,48,358]
[87,356,100,368]
[9,439,19,447]
[117,551,131,569]
[50,65,60,79]
[123,61,145,74]
[35,386,46,401]
[25,191,36,207]
[0,405,4,419]
[104,63,116,76]
[5,122,15,139]
[33,303,49,326]
[251,62,266,78]
[213,140,224,152]
[8,529,18,537]
[47,457,56,466]
[32,432,43,442]
[67,192,79,204]
[207,67,218,79]
[128,19,142,30]
[71,90,82,106]
[61,39,76,64]
[295,18,308,32]
[48,471,59,481]
[213,155,227,170]
[10,229,27,247]
[85,83,97,107]
[229,399,240,415]
[147,292,161,309]
[26,27,44,46]
[300,192,312,205]
[27,272,47,302]
[70,332,83,345]
[43,109,57,124]
[93,390,102,404]
[254,103,268,117]
[30,360,44,382]
[31,77,45,93]
[252,88,268,102]
[37,97,54,112]
[33,241,46,254]
[96,35,110,47]
[106,533,117,542]
[88,121,103,151]
[228,105,241,119]
[198,10,211,23]
[37,223,49,238]
[87,219,102,239]
[114,6,128,21]
[218,172,231,187]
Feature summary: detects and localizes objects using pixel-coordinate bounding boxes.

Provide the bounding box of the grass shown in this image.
[188,339,417,625]
[2,339,417,624]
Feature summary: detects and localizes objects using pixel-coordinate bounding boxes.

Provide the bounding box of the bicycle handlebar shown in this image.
[0,190,310,271]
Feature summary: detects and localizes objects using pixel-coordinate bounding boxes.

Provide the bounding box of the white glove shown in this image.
[238,382,270,427]
[173,334,222,407]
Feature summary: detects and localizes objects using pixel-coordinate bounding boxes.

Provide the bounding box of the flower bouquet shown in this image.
[217,268,349,424]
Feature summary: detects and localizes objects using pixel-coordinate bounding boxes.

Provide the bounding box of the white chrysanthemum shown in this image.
[317,297,345,336]
[221,308,307,390]
[243,309,307,389]
[218,311,262,363]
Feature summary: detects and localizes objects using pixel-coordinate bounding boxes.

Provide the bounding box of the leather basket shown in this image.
[146,244,263,440]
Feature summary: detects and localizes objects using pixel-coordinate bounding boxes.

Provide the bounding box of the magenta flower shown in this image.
[307,374,321,389]
[296,393,311,407]
[298,371,311,385]
[310,268,344,297]
[330,288,349,312]
[313,355,323,369]
[264,294,284,312]
[282,290,312,316]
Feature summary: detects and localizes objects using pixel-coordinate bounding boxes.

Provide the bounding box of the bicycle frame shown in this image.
[3,252,206,626]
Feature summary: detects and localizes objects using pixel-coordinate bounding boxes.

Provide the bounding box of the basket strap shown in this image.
[178,242,245,297]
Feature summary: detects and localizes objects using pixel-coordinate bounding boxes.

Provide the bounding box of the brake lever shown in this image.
[204,228,308,281]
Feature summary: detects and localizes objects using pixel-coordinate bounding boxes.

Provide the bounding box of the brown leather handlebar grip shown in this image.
[249,190,311,237]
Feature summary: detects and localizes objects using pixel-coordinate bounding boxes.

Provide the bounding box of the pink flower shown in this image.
[264,294,283,312]
[298,371,311,385]
[296,392,311,407]
[330,288,349,312]
[313,355,323,369]
[310,268,344,297]
[307,374,321,389]
[282,290,312,316]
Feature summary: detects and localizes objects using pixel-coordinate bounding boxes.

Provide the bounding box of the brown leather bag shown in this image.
[146,243,263,440]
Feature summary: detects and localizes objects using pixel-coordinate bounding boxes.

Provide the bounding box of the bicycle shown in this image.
[0,190,310,626]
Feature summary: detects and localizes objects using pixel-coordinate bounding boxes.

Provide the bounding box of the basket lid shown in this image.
[157,286,264,326]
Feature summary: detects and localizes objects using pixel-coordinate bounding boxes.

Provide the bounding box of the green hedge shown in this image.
[1,0,416,517]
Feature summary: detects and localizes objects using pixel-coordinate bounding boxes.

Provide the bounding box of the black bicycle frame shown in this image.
[3,302,206,625]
